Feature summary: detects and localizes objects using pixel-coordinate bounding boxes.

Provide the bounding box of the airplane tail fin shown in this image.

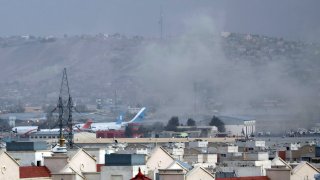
[116,114,123,125]
[127,107,146,124]
[82,119,93,129]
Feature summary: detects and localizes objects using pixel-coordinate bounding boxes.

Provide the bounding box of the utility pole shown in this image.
[57,68,74,148]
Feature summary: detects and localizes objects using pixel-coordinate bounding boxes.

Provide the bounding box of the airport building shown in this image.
[218,116,256,137]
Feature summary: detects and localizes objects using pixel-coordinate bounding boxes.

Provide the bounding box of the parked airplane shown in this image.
[12,126,38,135]
[40,120,94,132]
[75,107,146,132]
[13,107,146,134]
[12,120,94,135]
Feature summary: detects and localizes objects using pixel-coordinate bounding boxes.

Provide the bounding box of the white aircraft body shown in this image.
[75,107,146,132]
[12,107,146,134]
[12,126,38,135]
[12,119,94,135]
[40,120,94,132]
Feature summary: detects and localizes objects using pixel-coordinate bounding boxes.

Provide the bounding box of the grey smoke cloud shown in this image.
[134,15,318,126]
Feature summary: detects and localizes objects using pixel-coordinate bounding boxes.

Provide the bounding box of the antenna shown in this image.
[193,82,198,119]
[159,7,163,40]
[114,90,118,115]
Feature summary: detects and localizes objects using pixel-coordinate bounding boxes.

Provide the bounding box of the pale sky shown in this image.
[0,0,319,42]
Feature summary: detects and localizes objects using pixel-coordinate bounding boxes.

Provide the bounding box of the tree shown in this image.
[187,118,196,126]
[165,116,180,131]
[209,116,225,132]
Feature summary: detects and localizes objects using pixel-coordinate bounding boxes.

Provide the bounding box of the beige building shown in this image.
[183,151,217,168]
[100,153,147,180]
[83,147,106,164]
[158,169,185,180]
[158,166,215,180]
[146,146,175,179]
[44,148,98,180]
[101,165,147,180]
[185,166,215,180]
[166,160,191,173]
[267,156,320,180]
[0,150,20,180]
[291,162,320,180]
[288,145,316,162]
[8,150,52,166]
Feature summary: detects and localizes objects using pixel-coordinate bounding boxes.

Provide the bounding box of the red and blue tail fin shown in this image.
[82,119,93,129]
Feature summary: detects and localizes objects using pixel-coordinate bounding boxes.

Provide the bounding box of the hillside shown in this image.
[0,33,320,126]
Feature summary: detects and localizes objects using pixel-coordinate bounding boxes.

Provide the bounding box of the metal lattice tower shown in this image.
[57,68,74,148]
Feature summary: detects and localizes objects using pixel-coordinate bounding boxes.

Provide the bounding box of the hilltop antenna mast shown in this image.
[193,82,198,119]
[159,7,163,40]
[114,90,118,115]
[57,68,74,149]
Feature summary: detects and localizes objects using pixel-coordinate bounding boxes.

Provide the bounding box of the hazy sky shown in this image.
[0,0,319,42]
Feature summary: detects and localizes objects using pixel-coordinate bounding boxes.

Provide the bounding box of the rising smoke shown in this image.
[134,14,319,129]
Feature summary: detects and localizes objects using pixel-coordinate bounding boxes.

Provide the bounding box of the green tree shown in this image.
[187,118,196,126]
[165,116,180,131]
[209,116,225,132]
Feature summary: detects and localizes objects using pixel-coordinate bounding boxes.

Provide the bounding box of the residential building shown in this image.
[44,148,97,180]
[146,146,175,179]
[6,141,52,166]
[0,150,20,180]
[100,154,147,180]
[266,156,320,180]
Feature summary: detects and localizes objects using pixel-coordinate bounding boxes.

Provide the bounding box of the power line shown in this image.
[56,68,74,148]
